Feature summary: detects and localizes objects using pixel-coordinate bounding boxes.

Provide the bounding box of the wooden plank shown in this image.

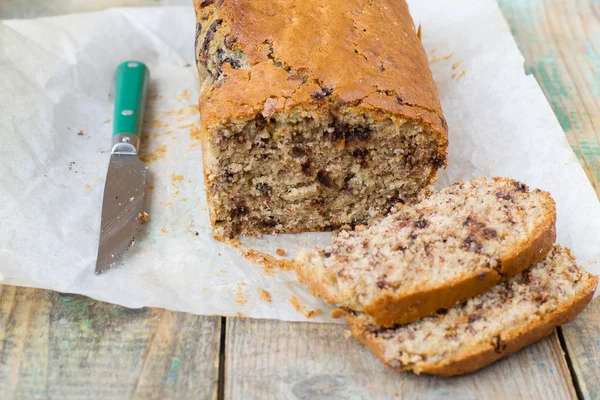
[224,318,576,399]
[0,286,221,400]
[499,1,600,398]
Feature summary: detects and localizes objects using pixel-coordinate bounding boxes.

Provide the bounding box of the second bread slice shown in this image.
[295,177,556,327]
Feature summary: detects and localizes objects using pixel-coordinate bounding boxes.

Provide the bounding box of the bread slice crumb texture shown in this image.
[295,177,556,325]
[345,245,598,376]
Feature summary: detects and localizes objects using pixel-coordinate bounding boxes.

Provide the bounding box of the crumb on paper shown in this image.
[84,184,90,191]
[161,227,167,234]
[589,259,598,265]
[139,211,149,224]
[202,287,210,291]
[259,289,272,303]
[190,125,202,144]
[429,52,454,63]
[452,59,464,70]
[235,282,248,305]
[235,312,246,318]
[213,234,243,248]
[343,330,352,339]
[77,130,84,136]
[243,249,296,276]
[140,145,167,163]
[150,118,170,129]
[276,248,286,257]
[164,105,197,117]
[452,70,467,81]
[289,296,322,319]
[147,185,154,191]
[104,118,111,124]
[194,231,199,236]
[177,89,192,102]
[159,201,173,207]
[219,269,225,274]
[172,174,184,182]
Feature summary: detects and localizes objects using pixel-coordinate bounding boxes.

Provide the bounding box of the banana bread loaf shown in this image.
[343,245,597,376]
[295,177,556,327]
[194,0,448,237]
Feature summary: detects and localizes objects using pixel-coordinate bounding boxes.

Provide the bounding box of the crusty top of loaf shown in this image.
[194,0,447,139]
[346,245,598,370]
[295,177,556,311]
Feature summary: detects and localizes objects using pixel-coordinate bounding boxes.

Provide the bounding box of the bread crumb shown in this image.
[429,52,454,63]
[259,289,272,303]
[289,296,322,319]
[172,174,184,182]
[177,89,192,102]
[77,130,84,136]
[140,145,167,163]
[276,248,286,256]
[235,282,248,305]
[161,227,167,234]
[343,330,352,339]
[452,60,464,70]
[104,118,111,124]
[139,211,149,224]
[244,249,296,275]
[235,312,246,318]
[190,124,202,145]
[84,184,90,191]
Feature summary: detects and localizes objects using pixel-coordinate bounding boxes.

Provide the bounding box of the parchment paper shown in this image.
[1,1,599,323]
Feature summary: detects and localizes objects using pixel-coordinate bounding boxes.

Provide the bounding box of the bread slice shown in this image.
[343,245,597,376]
[295,177,556,327]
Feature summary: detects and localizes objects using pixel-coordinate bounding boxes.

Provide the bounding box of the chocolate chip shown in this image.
[201,19,223,63]
[395,95,404,106]
[394,245,407,252]
[440,116,448,130]
[436,308,448,315]
[301,161,311,175]
[311,87,333,100]
[414,218,428,229]
[256,182,271,194]
[224,57,242,69]
[291,146,306,157]
[317,170,333,187]
[432,154,446,169]
[463,234,483,253]
[331,118,348,142]
[232,204,248,217]
[194,23,203,65]
[323,251,332,258]
[408,233,418,240]
[199,0,214,6]
[224,169,235,182]
[463,216,474,226]
[468,315,480,323]
[513,181,529,192]
[483,228,497,239]
[376,280,388,289]
[224,34,237,50]
[345,126,371,143]
[478,271,487,280]
[379,64,386,72]
[351,148,368,158]
[260,219,278,228]
[494,337,507,353]
[496,192,512,201]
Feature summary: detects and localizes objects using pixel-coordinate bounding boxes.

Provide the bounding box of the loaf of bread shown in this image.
[342,245,597,376]
[295,177,556,327]
[194,0,448,237]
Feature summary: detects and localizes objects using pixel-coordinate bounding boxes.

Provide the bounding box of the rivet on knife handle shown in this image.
[112,61,149,155]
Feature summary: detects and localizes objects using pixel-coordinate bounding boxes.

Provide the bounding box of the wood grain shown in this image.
[0,286,221,400]
[224,318,576,400]
[499,1,600,398]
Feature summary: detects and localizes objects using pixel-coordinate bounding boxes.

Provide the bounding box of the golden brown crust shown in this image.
[346,274,597,376]
[195,0,447,135]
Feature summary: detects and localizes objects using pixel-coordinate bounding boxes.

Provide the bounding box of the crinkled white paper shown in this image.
[0,1,598,323]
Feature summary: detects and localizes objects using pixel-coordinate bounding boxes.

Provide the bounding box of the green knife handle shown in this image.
[112,61,149,155]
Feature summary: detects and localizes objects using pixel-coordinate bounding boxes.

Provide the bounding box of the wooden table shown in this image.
[1,1,599,399]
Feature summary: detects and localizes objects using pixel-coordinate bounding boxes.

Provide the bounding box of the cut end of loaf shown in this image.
[204,110,446,237]
[345,245,598,376]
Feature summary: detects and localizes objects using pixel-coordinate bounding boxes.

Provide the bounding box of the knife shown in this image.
[95,61,149,275]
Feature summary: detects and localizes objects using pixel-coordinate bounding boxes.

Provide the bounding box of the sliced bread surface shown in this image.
[295,177,556,326]
[343,245,597,376]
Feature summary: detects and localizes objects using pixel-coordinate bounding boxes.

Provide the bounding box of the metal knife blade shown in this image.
[95,155,147,274]
[95,60,149,275]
